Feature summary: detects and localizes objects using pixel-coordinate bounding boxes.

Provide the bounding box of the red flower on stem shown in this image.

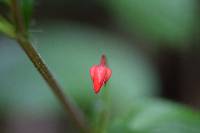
[90,55,112,94]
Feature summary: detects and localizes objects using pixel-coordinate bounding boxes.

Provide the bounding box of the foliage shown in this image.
[0,0,200,132]
[0,16,15,37]
[106,0,199,46]
[20,0,34,29]
[0,22,200,132]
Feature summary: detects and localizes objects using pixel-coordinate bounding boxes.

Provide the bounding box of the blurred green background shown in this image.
[0,0,200,133]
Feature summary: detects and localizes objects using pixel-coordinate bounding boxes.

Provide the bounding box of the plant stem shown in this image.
[10,0,89,132]
[99,86,110,133]
[17,36,89,132]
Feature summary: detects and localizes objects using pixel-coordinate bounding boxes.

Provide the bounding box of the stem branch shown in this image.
[10,0,89,132]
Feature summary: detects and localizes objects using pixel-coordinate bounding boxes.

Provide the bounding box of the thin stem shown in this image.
[17,37,89,132]
[10,0,89,132]
[98,86,110,133]
[100,54,106,66]
[10,0,26,36]
[93,85,110,133]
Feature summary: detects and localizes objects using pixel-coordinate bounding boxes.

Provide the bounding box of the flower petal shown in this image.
[90,65,97,80]
[105,67,112,83]
[92,65,107,93]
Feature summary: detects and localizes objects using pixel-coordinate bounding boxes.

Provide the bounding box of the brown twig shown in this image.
[10,0,89,132]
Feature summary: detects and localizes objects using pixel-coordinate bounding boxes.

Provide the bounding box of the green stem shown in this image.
[94,85,110,133]
[10,0,89,132]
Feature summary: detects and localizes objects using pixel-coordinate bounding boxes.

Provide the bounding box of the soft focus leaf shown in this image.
[106,0,198,46]
[0,0,9,4]
[0,16,15,38]
[20,0,34,29]
[108,99,200,133]
[31,22,159,118]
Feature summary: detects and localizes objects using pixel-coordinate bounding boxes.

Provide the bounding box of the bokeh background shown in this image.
[0,0,200,133]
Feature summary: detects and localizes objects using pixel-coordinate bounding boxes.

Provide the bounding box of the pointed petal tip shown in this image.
[94,90,99,94]
[93,84,101,94]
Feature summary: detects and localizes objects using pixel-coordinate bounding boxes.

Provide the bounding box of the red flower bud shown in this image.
[90,55,112,94]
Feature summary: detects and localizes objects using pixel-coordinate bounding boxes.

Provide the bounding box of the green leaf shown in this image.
[20,0,34,29]
[106,0,198,47]
[0,16,15,38]
[108,99,200,133]
[0,0,9,4]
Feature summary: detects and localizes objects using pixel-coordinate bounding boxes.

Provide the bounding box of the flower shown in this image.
[90,55,112,94]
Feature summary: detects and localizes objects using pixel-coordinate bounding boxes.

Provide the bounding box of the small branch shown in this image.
[17,37,89,132]
[10,0,89,132]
